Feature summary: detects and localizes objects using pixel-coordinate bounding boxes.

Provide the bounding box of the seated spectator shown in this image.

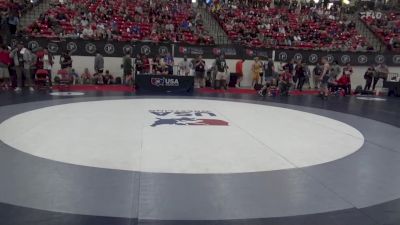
[103,70,114,85]
[25,0,211,44]
[55,68,73,85]
[30,21,41,34]
[81,68,92,84]
[158,61,169,75]
[336,73,351,95]
[93,71,104,85]
[81,25,94,39]
[258,78,278,97]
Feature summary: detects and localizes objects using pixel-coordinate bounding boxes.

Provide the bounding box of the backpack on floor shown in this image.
[254,83,263,91]
[115,77,122,84]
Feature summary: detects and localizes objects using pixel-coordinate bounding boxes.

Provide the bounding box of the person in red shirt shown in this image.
[0,45,11,90]
[36,47,45,70]
[235,59,244,87]
[142,55,150,74]
[336,73,351,95]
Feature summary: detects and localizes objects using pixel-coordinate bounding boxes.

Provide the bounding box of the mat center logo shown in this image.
[150,110,229,127]
[151,78,179,87]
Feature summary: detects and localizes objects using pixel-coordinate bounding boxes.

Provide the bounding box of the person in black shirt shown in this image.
[194,55,206,88]
[313,63,323,89]
[215,54,228,90]
[363,66,376,91]
[60,51,72,70]
[295,61,306,91]
[134,54,143,76]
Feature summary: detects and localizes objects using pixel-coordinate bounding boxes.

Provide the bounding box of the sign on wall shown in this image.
[12,37,400,66]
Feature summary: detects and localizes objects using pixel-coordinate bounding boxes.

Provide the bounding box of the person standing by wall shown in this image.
[194,55,206,88]
[264,57,275,85]
[179,55,192,76]
[122,52,133,85]
[134,54,143,75]
[328,60,341,93]
[60,50,72,70]
[312,62,322,89]
[42,48,54,86]
[330,60,341,80]
[10,43,34,92]
[295,60,306,92]
[94,52,104,75]
[372,63,388,91]
[26,47,37,88]
[215,54,228,90]
[251,57,262,87]
[363,66,375,91]
[302,62,311,89]
[164,52,174,75]
[142,54,150,74]
[319,57,331,99]
[235,59,244,87]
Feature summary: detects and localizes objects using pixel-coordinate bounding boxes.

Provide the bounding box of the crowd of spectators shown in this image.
[1,0,38,44]
[25,0,215,44]
[211,0,373,51]
[249,56,354,98]
[360,10,400,51]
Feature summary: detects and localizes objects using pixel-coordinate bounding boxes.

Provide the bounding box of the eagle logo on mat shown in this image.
[150,110,229,127]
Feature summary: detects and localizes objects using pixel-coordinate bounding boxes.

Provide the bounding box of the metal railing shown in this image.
[351,10,387,52]
[197,6,231,45]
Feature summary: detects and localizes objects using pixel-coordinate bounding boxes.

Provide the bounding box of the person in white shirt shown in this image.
[81,26,94,39]
[43,48,54,86]
[178,56,192,76]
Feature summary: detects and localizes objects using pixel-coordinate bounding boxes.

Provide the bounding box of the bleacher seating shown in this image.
[0,0,38,15]
[211,0,372,51]
[360,10,400,51]
[25,0,215,44]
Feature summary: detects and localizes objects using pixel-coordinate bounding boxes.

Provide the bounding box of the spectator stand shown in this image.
[210,0,372,51]
[360,9,400,52]
[24,0,214,45]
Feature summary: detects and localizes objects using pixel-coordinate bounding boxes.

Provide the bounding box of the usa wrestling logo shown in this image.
[151,78,179,87]
[150,110,229,127]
